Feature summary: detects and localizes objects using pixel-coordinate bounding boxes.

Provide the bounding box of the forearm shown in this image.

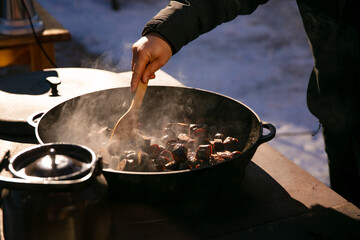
[142,0,268,54]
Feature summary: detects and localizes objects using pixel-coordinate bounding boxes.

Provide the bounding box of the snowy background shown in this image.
[37,0,329,185]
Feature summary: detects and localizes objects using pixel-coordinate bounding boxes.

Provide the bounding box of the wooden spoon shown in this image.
[110,81,148,140]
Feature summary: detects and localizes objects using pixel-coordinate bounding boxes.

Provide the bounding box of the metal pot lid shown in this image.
[9,143,96,181]
[0,68,129,135]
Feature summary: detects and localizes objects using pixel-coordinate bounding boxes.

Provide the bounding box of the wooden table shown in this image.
[0,137,359,239]
[0,2,71,71]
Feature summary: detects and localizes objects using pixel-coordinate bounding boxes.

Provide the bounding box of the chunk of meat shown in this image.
[195,144,213,162]
[223,137,241,152]
[171,144,188,163]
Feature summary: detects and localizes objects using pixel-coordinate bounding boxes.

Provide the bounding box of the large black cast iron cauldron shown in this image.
[30,86,276,202]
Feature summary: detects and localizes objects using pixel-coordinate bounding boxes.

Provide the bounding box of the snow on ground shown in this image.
[37,0,329,185]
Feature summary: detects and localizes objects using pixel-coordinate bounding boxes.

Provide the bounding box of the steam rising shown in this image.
[39,88,129,149]
[39,87,199,153]
[81,52,128,73]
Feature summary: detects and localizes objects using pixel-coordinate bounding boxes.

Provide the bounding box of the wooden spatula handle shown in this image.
[132,81,148,111]
[110,81,148,140]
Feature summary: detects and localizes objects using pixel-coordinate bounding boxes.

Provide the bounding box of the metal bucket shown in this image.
[0,0,43,35]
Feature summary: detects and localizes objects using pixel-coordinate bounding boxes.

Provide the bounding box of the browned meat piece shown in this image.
[214,132,225,140]
[160,150,173,160]
[163,138,178,151]
[171,144,188,163]
[165,161,180,171]
[216,151,234,160]
[161,134,172,144]
[117,158,137,171]
[195,144,213,161]
[154,155,170,167]
[122,150,138,160]
[189,124,199,135]
[189,123,208,136]
[137,151,152,170]
[167,142,178,152]
[232,150,242,158]
[211,138,225,152]
[159,145,166,152]
[192,128,209,145]
[149,144,162,159]
[186,139,197,151]
[177,133,191,144]
[223,137,241,151]
[209,154,225,165]
[186,154,201,169]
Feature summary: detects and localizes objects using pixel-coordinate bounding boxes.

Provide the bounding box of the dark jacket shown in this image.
[142,0,359,131]
[297,0,359,131]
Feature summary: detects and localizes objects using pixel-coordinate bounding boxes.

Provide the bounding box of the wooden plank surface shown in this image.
[252,144,348,208]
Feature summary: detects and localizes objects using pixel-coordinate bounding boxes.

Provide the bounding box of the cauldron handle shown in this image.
[0,151,10,172]
[259,122,276,144]
[27,111,45,128]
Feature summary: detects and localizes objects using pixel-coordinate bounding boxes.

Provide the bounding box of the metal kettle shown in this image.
[0,143,111,240]
[0,0,44,35]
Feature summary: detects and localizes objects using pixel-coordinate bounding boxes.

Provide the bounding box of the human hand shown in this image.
[131,32,173,92]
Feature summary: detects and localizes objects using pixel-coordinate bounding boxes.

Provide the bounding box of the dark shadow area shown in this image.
[0,121,33,138]
[0,132,38,144]
[235,204,360,239]
[108,161,360,239]
[0,70,58,95]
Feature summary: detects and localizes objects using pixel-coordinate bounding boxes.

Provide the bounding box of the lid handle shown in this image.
[46,76,61,96]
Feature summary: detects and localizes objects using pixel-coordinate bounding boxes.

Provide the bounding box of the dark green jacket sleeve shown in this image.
[142,0,268,54]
